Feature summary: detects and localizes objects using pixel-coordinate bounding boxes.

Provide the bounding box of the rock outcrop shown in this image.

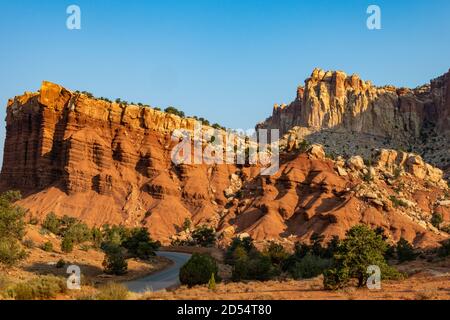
[1,79,449,248]
[258,69,450,177]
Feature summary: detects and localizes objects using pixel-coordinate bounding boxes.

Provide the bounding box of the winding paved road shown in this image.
[125,251,191,293]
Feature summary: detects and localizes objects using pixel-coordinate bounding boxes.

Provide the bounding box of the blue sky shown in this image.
[0,0,449,164]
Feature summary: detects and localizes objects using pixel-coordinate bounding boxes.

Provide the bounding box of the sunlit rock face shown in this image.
[257,69,450,177]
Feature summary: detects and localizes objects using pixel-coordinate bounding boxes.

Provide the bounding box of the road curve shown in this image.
[124,251,191,293]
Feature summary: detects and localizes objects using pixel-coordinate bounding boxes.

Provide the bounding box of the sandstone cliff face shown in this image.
[1,80,449,247]
[1,81,241,240]
[257,69,450,176]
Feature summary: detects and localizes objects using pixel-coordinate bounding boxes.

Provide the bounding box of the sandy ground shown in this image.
[141,273,450,300]
[139,257,450,301]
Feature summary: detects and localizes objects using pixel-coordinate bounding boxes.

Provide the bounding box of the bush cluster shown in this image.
[42,213,91,254]
[282,234,336,280]
[6,276,66,300]
[100,225,160,275]
[226,237,280,282]
[179,253,220,287]
[0,191,27,266]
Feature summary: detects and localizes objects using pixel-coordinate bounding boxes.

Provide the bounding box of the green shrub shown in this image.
[431,213,443,229]
[208,273,216,290]
[396,238,418,262]
[96,282,129,300]
[65,222,91,243]
[179,253,220,287]
[225,236,255,264]
[389,196,408,208]
[323,225,403,290]
[288,253,331,279]
[41,241,54,252]
[438,239,450,257]
[42,212,61,235]
[56,259,66,269]
[182,218,192,231]
[0,239,27,266]
[232,254,279,281]
[91,227,103,249]
[191,225,216,247]
[102,244,128,275]
[0,191,27,267]
[8,276,66,300]
[121,227,160,259]
[61,236,74,253]
[164,106,185,118]
[101,224,129,247]
[263,241,289,266]
[282,235,338,272]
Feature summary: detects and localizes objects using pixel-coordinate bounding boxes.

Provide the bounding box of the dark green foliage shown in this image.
[396,238,418,262]
[61,236,74,253]
[102,244,128,275]
[389,195,408,208]
[81,91,94,99]
[91,227,103,249]
[232,253,279,281]
[282,234,336,279]
[191,225,216,247]
[212,123,226,131]
[179,253,220,287]
[438,239,450,257]
[42,213,90,245]
[431,213,443,229]
[225,236,256,265]
[121,227,160,259]
[323,225,403,290]
[182,218,192,231]
[282,235,338,274]
[42,212,61,235]
[101,224,129,247]
[298,140,310,152]
[288,253,331,279]
[41,241,53,252]
[56,259,66,269]
[0,191,27,267]
[164,106,185,118]
[263,241,289,266]
[99,226,158,275]
[197,117,210,126]
[64,222,91,244]
[0,191,26,240]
